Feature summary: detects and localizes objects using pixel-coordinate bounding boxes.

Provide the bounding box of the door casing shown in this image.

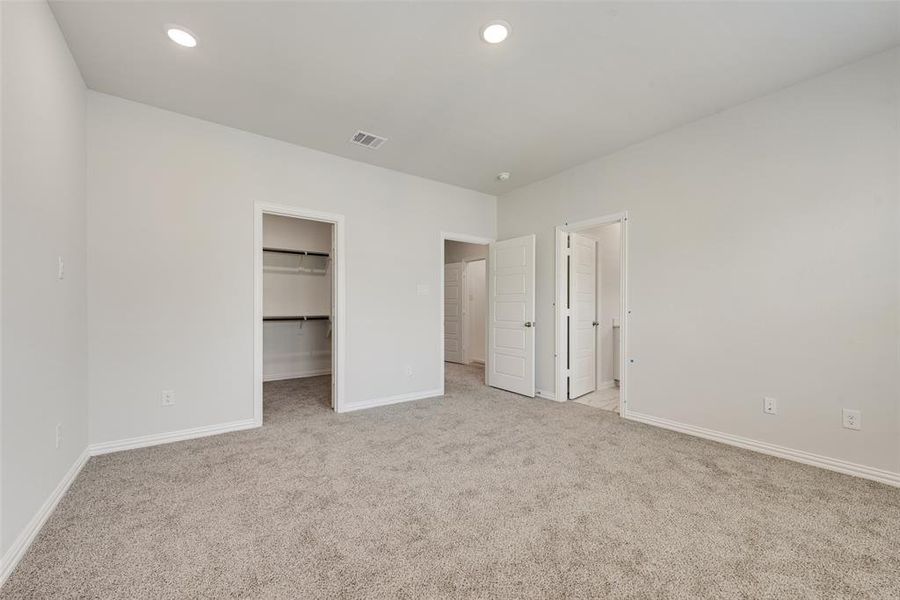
[254,202,346,419]
[440,233,494,393]
[555,212,628,414]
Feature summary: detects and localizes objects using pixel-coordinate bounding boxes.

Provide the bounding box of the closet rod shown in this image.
[263,315,330,322]
[262,247,330,257]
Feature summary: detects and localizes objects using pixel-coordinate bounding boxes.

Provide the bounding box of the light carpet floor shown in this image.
[2,363,899,599]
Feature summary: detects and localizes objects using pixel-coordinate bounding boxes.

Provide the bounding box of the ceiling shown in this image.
[51,1,900,195]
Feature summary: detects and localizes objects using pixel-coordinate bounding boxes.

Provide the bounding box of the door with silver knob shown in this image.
[487,234,536,397]
[569,233,597,399]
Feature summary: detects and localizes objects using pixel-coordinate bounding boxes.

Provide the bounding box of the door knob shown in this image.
[592,321,599,327]
[524,321,534,328]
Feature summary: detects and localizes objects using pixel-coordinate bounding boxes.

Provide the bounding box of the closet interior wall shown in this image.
[262,214,333,381]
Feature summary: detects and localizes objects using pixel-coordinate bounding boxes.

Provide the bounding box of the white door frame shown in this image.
[440,232,493,394]
[555,212,629,415]
[254,202,347,422]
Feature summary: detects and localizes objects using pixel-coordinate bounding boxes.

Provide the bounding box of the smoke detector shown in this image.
[350,130,387,150]
[497,172,511,181]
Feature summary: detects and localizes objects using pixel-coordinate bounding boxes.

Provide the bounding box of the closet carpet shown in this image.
[3,364,899,599]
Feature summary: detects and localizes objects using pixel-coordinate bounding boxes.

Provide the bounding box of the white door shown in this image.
[488,235,535,397]
[568,233,597,399]
[444,262,464,364]
[466,259,487,364]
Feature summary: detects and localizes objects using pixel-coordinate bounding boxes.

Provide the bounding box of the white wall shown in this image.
[1,0,88,557]
[263,213,331,254]
[263,214,333,381]
[87,92,496,444]
[498,49,900,474]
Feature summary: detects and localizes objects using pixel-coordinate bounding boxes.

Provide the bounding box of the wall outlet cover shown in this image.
[842,408,861,430]
[763,397,777,415]
[161,390,176,407]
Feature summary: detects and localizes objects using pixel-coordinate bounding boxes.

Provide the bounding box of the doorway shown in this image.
[254,203,345,423]
[555,213,627,414]
[441,234,491,392]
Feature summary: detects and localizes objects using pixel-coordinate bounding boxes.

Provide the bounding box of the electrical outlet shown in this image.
[842,408,861,430]
[161,390,176,407]
[57,256,65,280]
[55,423,63,449]
[405,365,413,377]
[763,397,777,415]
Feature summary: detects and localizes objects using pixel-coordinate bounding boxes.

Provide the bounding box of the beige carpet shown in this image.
[2,363,899,599]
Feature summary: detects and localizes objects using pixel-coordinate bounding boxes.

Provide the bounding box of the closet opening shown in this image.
[555,213,627,414]
[442,235,492,392]
[254,204,345,423]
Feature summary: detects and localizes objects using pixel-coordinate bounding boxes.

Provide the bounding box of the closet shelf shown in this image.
[263,247,330,258]
[263,315,330,322]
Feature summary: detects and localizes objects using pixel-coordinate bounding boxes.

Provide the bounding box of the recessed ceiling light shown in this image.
[166,26,197,48]
[481,21,510,44]
[497,172,511,181]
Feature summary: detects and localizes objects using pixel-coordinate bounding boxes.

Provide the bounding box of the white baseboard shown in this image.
[597,380,617,390]
[340,388,443,413]
[626,411,900,488]
[263,368,331,382]
[0,448,90,587]
[536,389,558,401]
[89,418,259,456]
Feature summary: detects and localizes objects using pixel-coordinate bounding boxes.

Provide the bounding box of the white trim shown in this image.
[536,389,557,401]
[255,202,347,418]
[440,232,493,394]
[555,212,629,413]
[626,411,900,488]
[0,448,90,587]
[263,369,331,382]
[553,228,568,403]
[341,388,444,413]
[89,419,258,456]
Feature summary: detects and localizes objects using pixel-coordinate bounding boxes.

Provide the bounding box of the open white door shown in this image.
[444,262,464,364]
[488,235,535,397]
[568,233,597,399]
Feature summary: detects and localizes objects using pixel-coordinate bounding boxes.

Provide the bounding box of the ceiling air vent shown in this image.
[350,130,387,150]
